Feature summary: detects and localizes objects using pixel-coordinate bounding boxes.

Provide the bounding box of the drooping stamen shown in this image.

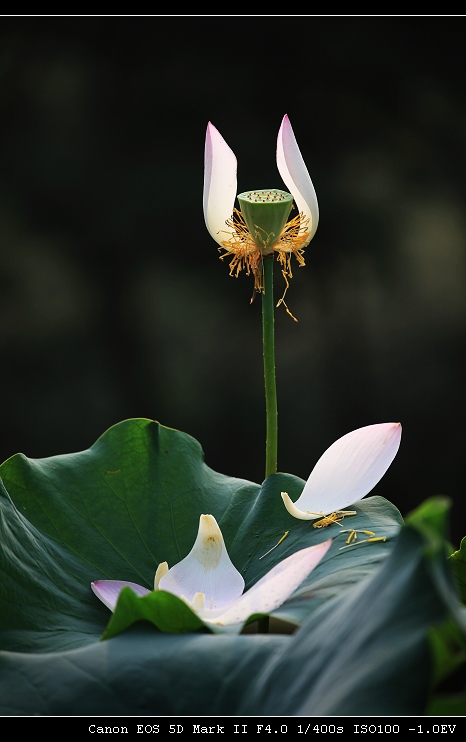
[219,205,311,310]
[338,532,387,550]
[259,531,289,560]
[340,529,376,545]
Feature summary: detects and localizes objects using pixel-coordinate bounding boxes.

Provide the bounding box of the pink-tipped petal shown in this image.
[203,122,237,246]
[291,423,402,518]
[158,514,244,610]
[207,539,332,626]
[91,580,150,612]
[276,114,319,245]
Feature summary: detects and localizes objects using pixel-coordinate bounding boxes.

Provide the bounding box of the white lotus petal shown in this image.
[203,122,237,246]
[158,514,244,610]
[205,539,332,626]
[286,423,402,519]
[281,491,317,521]
[276,114,319,245]
[91,580,151,612]
[154,561,169,589]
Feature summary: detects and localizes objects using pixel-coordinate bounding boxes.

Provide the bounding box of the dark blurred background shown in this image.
[1,17,465,546]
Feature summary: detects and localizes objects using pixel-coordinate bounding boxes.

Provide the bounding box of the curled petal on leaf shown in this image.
[276,114,319,245]
[204,538,332,626]
[158,514,244,610]
[282,423,402,520]
[91,580,150,612]
[203,122,237,246]
[91,518,331,628]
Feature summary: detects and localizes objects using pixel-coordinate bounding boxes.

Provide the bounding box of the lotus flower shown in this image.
[92,514,331,627]
[281,422,402,521]
[203,114,318,296]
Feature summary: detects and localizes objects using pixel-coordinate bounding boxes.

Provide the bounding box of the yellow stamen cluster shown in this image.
[219,208,310,319]
[312,510,357,529]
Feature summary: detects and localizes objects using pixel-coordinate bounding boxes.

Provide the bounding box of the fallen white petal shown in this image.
[158,514,244,610]
[283,423,402,520]
[276,114,319,245]
[91,580,151,612]
[203,122,237,246]
[203,538,332,626]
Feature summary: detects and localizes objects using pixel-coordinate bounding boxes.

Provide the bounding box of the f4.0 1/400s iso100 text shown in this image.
[86,723,459,735]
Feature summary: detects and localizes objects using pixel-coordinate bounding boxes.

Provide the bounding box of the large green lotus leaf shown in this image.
[240,521,452,716]
[0,478,109,652]
[106,491,404,637]
[0,627,288,716]
[0,418,403,647]
[261,486,403,626]
[0,512,453,716]
[0,418,260,585]
[0,419,259,650]
[232,473,403,583]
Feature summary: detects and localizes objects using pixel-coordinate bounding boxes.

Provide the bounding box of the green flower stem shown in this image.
[262,254,278,480]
